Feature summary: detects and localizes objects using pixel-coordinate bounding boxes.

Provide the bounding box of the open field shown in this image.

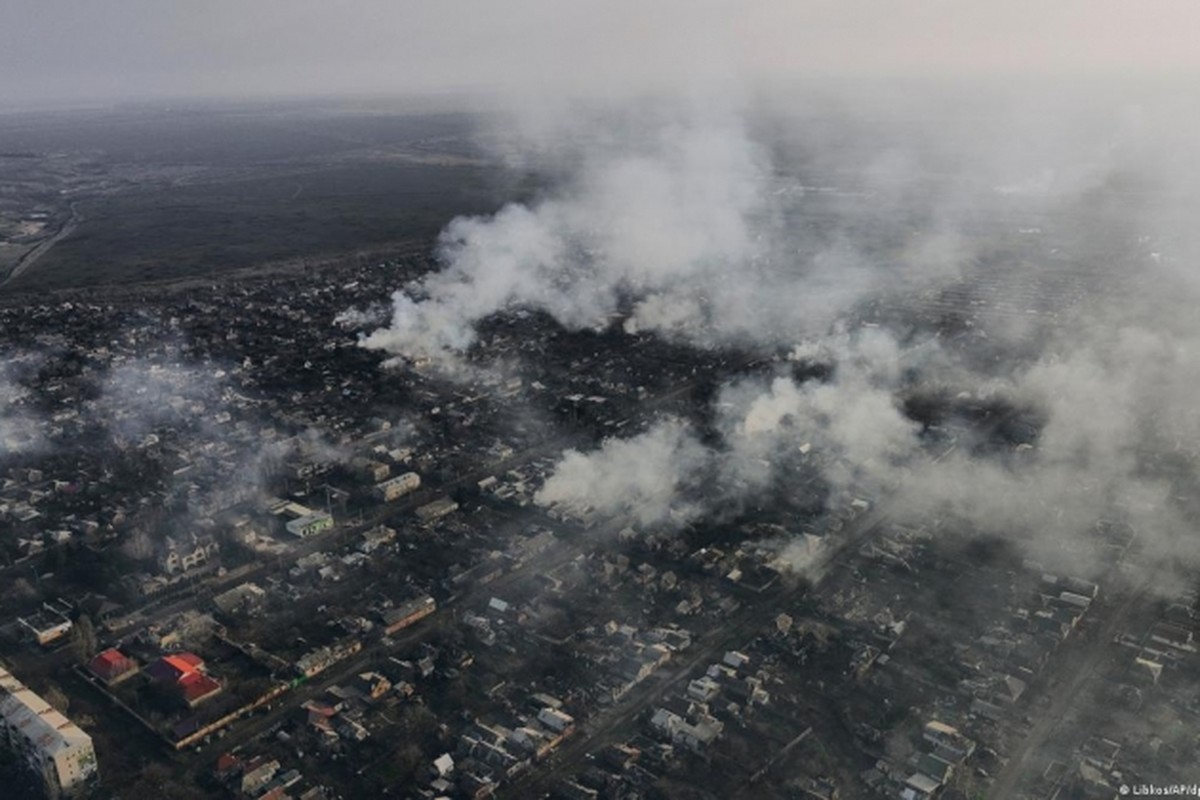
[0,100,522,293]
[5,162,502,291]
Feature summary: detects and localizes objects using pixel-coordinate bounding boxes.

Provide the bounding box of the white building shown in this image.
[285,511,333,538]
[375,472,420,502]
[649,707,723,752]
[415,497,458,524]
[0,666,98,798]
[158,531,219,575]
[267,498,334,538]
[17,609,72,647]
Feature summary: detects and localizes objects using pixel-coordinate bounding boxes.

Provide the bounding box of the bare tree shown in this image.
[72,614,98,662]
[43,684,70,714]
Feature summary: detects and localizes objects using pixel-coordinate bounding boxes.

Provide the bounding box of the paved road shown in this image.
[498,510,893,799]
[0,202,80,288]
[183,526,590,763]
[493,405,1028,797]
[984,577,1152,800]
[498,589,804,799]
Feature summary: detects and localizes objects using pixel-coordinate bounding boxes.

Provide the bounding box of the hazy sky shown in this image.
[4,1,1200,106]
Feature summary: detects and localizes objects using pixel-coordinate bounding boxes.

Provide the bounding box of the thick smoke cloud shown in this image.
[348,9,1200,585]
[717,329,925,497]
[363,106,779,363]
[363,81,1193,369]
[532,330,928,530]
[892,321,1200,572]
[531,298,1200,581]
[361,101,979,365]
[534,419,708,529]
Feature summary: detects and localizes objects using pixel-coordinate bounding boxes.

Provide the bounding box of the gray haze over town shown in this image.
[1,3,1199,800]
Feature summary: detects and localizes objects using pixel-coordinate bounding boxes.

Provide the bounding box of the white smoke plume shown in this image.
[534,418,709,528]
[0,353,45,458]
[535,330,929,530]
[532,305,1200,583]
[90,360,226,445]
[891,319,1200,572]
[351,45,1200,584]
[362,105,776,365]
[717,333,924,498]
[359,85,1158,368]
[333,304,390,331]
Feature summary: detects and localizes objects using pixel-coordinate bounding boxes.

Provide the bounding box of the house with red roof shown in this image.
[146,652,222,708]
[213,752,242,784]
[87,648,138,685]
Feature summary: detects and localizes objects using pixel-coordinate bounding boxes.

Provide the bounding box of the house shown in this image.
[487,597,511,615]
[87,649,138,685]
[159,531,219,575]
[212,582,266,616]
[286,511,334,539]
[460,726,524,776]
[530,692,564,711]
[375,472,420,502]
[649,707,724,752]
[1061,576,1099,598]
[337,717,369,742]
[416,497,458,524]
[146,652,222,708]
[922,720,976,762]
[267,498,334,538]
[904,771,942,799]
[687,676,721,703]
[1149,622,1195,651]
[355,672,392,701]
[240,758,280,796]
[911,751,955,785]
[295,639,362,678]
[969,697,1005,722]
[213,752,242,783]
[557,780,599,800]
[359,525,397,553]
[303,700,341,740]
[1133,655,1163,684]
[536,707,575,735]
[995,674,1027,704]
[432,753,455,778]
[353,458,391,483]
[18,608,73,647]
[600,743,640,771]
[380,595,436,635]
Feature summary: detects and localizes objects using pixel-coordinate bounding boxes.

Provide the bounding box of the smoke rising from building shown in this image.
[362,105,775,364]
[0,354,45,458]
[534,418,708,529]
[351,29,1200,584]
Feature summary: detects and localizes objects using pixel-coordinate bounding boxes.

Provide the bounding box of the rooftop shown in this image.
[0,665,93,758]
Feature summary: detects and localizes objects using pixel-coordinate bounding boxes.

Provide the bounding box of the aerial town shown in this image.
[1,217,1197,800]
[4,6,1200,800]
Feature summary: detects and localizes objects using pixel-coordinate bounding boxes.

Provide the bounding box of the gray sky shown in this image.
[4,1,1200,106]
